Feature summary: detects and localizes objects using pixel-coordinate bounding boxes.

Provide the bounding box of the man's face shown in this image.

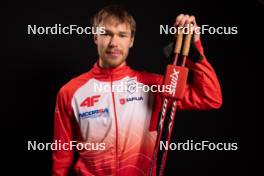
[94,20,134,68]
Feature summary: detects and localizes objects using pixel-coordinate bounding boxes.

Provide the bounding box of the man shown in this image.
[52,5,222,176]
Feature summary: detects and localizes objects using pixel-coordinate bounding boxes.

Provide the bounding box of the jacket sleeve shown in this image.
[176,39,222,110]
[52,88,78,176]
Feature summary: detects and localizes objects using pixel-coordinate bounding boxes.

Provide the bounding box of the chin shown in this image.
[108,61,124,68]
[106,58,125,67]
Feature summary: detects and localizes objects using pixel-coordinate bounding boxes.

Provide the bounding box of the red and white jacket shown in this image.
[52,40,222,176]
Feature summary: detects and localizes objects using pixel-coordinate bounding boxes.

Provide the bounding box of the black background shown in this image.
[4,0,259,175]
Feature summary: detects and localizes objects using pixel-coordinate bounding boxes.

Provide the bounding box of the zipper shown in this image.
[110,73,119,176]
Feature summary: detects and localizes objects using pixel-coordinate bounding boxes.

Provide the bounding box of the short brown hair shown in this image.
[92,5,136,37]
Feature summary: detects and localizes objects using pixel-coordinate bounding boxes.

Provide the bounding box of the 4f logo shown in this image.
[81,95,101,107]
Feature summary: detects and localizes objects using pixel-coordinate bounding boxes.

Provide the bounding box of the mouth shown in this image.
[106,50,122,57]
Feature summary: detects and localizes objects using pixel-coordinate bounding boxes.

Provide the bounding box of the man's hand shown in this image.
[174,14,200,42]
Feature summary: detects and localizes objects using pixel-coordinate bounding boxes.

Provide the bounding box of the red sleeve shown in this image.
[52,87,78,176]
[177,40,223,110]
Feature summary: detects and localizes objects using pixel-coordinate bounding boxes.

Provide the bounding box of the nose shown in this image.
[109,35,118,47]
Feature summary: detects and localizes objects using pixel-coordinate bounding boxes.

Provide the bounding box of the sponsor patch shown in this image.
[79,108,109,119]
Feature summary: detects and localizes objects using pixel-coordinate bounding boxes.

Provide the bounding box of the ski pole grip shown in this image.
[182,33,192,56]
[174,31,183,54]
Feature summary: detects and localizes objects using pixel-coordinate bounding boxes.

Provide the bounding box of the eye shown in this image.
[120,34,128,38]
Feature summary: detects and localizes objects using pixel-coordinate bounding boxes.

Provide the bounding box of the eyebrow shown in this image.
[119,32,129,35]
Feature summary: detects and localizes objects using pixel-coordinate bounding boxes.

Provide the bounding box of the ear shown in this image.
[129,37,134,48]
[94,34,98,45]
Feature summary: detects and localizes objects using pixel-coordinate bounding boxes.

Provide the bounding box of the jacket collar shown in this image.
[91,61,134,81]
